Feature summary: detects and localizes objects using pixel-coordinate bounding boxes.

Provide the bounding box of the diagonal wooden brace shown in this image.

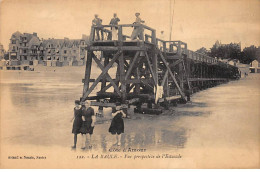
[82,51,122,101]
[92,54,121,96]
[125,51,140,80]
[158,51,187,101]
[144,52,157,85]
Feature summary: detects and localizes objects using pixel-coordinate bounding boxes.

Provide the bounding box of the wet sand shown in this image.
[0,70,259,168]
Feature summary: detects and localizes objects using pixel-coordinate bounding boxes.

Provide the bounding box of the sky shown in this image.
[0,0,259,51]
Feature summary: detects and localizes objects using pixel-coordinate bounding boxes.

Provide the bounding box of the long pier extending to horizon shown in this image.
[80,24,240,114]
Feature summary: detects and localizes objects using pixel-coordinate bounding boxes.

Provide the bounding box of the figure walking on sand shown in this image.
[109,106,127,146]
[71,100,82,149]
[79,101,96,149]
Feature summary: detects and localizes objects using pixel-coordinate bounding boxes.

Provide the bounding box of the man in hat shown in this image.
[92,14,104,40]
[109,13,120,40]
[131,12,145,40]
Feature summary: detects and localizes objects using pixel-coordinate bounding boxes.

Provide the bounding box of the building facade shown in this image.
[8,32,89,67]
[250,60,260,73]
[0,43,5,60]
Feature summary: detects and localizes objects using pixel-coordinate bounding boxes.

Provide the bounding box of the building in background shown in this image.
[250,59,260,73]
[249,47,260,73]
[7,31,89,67]
[0,43,6,60]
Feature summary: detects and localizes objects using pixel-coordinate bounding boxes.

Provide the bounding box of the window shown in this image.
[73,50,76,53]
[48,49,51,54]
[12,46,15,51]
[64,56,67,61]
[47,56,51,60]
[24,56,27,60]
[64,50,67,54]
[23,50,27,53]
[12,40,16,44]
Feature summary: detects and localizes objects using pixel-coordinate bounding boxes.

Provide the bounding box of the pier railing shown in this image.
[90,24,156,43]
[90,24,223,64]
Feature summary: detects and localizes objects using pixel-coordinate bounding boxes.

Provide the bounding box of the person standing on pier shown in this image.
[109,106,127,146]
[71,100,82,149]
[109,13,120,40]
[159,31,165,50]
[92,14,104,40]
[79,101,96,149]
[131,12,145,40]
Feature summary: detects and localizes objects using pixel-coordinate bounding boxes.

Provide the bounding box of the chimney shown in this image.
[33,32,37,37]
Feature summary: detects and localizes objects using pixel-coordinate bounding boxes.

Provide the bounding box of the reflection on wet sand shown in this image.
[1,71,259,167]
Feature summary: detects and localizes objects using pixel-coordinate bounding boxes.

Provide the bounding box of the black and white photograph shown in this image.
[0,0,259,169]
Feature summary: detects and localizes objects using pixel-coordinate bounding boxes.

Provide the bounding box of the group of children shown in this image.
[71,100,126,149]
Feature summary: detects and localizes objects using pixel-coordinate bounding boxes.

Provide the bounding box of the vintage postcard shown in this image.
[0,0,259,169]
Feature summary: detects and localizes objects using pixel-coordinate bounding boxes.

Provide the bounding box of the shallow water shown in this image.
[1,70,259,168]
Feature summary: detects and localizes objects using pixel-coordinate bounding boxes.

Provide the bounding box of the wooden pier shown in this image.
[79,24,240,114]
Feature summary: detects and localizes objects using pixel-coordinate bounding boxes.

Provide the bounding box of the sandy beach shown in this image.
[0,70,259,168]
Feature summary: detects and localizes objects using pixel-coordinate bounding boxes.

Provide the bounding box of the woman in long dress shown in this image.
[79,101,96,149]
[109,106,126,146]
[71,100,82,149]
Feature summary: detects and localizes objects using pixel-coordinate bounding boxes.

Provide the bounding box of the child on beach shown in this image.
[79,101,96,149]
[109,106,127,146]
[71,100,82,149]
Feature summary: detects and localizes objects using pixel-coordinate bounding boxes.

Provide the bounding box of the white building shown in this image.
[249,60,260,73]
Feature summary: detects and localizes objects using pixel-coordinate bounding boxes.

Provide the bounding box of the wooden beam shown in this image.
[158,95,182,102]
[92,54,121,96]
[127,84,135,93]
[82,51,93,100]
[125,78,153,84]
[152,50,158,86]
[101,55,109,91]
[90,101,117,107]
[169,59,183,68]
[140,79,154,90]
[125,51,140,80]
[144,52,157,85]
[165,55,182,60]
[161,69,168,87]
[82,51,121,101]
[100,83,112,92]
[182,60,191,90]
[89,46,146,51]
[127,98,140,104]
[188,78,228,81]
[158,51,187,101]
[119,52,126,102]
